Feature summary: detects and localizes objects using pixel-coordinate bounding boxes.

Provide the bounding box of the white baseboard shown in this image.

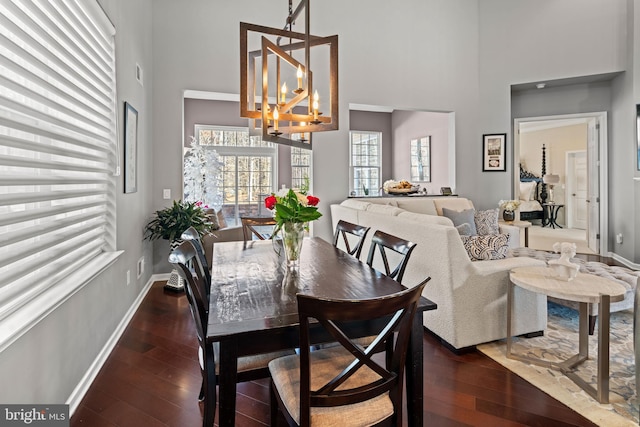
[66,273,166,415]
[607,252,640,270]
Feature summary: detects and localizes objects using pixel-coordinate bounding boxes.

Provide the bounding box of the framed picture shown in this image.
[482,133,506,172]
[440,187,452,196]
[124,102,138,193]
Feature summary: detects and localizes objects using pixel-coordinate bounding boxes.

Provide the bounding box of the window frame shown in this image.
[0,0,121,352]
[349,131,382,197]
[190,125,277,225]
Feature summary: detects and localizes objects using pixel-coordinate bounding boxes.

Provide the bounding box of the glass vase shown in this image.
[503,210,515,222]
[282,222,305,269]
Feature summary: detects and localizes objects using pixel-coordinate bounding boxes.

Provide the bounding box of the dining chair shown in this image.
[169,241,294,426]
[241,216,278,241]
[268,280,428,427]
[366,230,417,284]
[180,226,211,291]
[332,220,371,259]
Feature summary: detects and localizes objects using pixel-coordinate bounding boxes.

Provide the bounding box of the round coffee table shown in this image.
[507,266,626,403]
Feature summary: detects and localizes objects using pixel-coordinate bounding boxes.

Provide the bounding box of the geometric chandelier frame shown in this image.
[239,0,338,149]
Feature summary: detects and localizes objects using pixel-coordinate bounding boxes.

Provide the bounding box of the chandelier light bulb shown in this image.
[281,82,287,104]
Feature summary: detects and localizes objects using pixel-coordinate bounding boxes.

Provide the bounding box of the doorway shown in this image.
[514,112,608,255]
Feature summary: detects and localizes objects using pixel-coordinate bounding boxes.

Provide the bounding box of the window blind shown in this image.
[0,0,117,321]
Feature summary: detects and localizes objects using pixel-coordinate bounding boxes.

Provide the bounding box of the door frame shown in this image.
[513,111,608,255]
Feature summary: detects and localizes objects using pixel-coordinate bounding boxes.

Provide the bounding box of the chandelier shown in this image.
[240,0,338,148]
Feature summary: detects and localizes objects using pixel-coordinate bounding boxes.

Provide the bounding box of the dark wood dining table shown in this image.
[207,237,437,427]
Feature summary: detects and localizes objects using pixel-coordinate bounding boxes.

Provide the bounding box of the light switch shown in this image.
[163,189,171,199]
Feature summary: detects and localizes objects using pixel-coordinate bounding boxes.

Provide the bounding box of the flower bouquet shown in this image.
[498,199,521,212]
[265,188,322,268]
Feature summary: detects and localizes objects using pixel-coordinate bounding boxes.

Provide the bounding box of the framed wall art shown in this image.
[124,102,138,193]
[482,133,506,172]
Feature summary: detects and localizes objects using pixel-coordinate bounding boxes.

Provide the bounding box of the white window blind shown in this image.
[0,0,117,324]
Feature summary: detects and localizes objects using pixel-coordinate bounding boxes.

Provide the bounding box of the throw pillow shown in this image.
[442,207,477,235]
[519,181,537,201]
[461,234,509,261]
[455,223,473,236]
[474,208,499,235]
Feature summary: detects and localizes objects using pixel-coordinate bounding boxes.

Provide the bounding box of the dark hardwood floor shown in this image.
[71,280,598,427]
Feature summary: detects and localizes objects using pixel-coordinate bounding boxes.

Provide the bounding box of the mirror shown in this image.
[410,136,431,182]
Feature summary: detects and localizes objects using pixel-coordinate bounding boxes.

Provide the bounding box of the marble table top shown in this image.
[510,266,626,303]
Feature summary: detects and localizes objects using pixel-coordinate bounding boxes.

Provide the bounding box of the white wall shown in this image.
[0,0,155,405]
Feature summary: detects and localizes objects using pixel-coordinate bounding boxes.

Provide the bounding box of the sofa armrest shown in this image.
[202,226,244,267]
[498,223,520,249]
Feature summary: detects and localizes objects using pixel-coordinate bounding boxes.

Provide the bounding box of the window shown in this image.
[0,1,118,337]
[291,146,311,191]
[350,131,381,196]
[192,125,276,225]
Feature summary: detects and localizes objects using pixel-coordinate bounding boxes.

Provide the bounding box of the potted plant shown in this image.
[144,200,213,291]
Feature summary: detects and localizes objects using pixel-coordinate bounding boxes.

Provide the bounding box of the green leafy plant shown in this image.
[144,200,212,242]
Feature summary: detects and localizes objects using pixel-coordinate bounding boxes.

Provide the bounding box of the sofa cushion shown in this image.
[397,211,453,226]
[395,199,438,215]
[461,234,509,261]
[340,199,371,211]
[433,198,474,216]
[442,207,477,235]
[474,208,499,235]
[365,203,405,216]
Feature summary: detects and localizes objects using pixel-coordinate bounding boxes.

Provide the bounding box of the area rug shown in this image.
[477,303,637,427]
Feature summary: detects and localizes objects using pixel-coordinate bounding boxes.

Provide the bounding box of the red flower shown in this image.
[265,195,277,210]
[306,195,319,206]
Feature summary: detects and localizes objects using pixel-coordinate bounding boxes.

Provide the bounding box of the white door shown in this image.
[566,151,587,229]
[587,118,600,253]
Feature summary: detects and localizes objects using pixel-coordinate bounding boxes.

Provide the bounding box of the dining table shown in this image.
[206,237,437,427]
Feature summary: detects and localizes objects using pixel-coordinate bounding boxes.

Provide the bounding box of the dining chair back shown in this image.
[241,216,277,241]
[332,220,371,259]
[170,240,295,427]
[365,230,417,284]
[180,226,212,290]
[269,280,428,427]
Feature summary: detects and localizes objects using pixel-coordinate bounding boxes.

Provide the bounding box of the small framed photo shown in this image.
[482,133,506,172]
[124,102,138,193]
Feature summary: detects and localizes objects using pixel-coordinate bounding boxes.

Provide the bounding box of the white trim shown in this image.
[67,273,165,415]
[0,251,123,354]
[607,252,640,271]
[514,111,608,255]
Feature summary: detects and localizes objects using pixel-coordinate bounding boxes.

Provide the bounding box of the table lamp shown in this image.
[543,174,560,202]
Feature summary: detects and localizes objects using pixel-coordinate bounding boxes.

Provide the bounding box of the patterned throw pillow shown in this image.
[442,208,477,236]
[461,234,509,261]
[474,208,499,236]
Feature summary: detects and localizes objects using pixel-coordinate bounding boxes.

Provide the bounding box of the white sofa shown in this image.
[330,196,547,351]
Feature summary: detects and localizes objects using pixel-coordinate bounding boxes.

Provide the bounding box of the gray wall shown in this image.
[391,110,451,193]
[0,0,154,405]
[349,110,393,186]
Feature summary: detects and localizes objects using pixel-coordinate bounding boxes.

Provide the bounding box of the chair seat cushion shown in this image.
[269,347,394,426]
[204,344,294,374]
